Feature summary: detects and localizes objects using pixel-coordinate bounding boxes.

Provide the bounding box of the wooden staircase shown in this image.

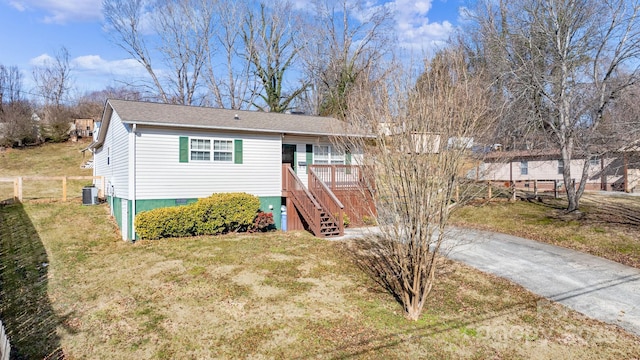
[282,165,344,237]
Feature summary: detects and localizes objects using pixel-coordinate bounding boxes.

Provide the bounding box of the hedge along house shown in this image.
[89,99,372,241]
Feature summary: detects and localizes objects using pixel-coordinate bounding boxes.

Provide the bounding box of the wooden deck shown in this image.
[308,165,376,227]
[281,164,376,237]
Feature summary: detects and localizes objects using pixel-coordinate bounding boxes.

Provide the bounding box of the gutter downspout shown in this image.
[131,124,137,241]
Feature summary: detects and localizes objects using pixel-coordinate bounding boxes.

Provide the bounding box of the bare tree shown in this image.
[298,0,394,118]
[473,0,640,211]
[0,65,36,147]
[103,0,215,105]
[343,48,494,320]
[0,65,24,107]
[75,86,143,120]
[241,1,306,112]
[205,0,259,110]
[32,47,73,142]
[32,47,72,107]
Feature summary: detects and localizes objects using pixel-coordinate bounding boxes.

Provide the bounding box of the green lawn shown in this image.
[0,141,93,202]
[0,143,638,358]
[0,201,637,359]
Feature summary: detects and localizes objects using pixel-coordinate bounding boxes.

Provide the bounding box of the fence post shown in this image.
[100,176,106,199]
[533,180,538,197]
[455,184,460,203]
[13,179,18,202]
[554,180,558,199]
[487,181,492,199]
[510,181,516,202]
[62,177,67,201]
[17,177,23,202]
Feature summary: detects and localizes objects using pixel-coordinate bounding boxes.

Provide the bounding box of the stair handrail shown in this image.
[309,168,344,235]
[283,165,322,235]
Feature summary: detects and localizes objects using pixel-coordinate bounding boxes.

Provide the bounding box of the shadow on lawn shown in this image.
[0,203,68,359]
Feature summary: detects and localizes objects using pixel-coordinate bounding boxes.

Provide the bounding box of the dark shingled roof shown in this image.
[106,99,362,136]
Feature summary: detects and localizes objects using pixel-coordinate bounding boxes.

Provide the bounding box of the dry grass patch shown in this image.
[451,194,640,268]
[0,142,93,202]
[0,141,92,177]
[1,201,638,359]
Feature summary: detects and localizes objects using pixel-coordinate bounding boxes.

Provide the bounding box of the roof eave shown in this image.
[123,120,375,138]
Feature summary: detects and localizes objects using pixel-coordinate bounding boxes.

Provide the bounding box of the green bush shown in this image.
[135,206,195,240]
[135,210,164,240]
[193,193,260,235]
[135,192,261,240]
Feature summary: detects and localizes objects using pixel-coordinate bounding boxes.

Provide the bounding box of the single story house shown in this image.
[476,148,640,192]
[89,99,372,241]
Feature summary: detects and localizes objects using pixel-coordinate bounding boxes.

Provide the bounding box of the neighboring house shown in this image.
[89,99,371,241]
[72,118,95,138]
[476,148,640,192]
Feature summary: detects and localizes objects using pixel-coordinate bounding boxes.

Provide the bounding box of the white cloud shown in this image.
[29,53,55,66]
[71,55,146,77]
[390,0,455,51]
[8,0,103,24]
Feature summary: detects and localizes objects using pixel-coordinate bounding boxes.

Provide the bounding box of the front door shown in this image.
[282,144,296,172]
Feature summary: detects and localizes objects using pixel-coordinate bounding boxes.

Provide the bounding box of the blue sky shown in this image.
[0,0,468,99]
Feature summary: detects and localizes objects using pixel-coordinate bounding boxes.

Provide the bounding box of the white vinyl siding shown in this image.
[93,111,129,199]
[135,127,281,199]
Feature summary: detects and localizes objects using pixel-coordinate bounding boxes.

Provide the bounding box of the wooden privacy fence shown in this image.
[0,319,10,360]
[0,176,104,202]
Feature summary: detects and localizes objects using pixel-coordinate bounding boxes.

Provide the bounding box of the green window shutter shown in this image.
[179,136,189,163]
[234,139,243,164]
[306,144,313,173]
[345,151,352,174]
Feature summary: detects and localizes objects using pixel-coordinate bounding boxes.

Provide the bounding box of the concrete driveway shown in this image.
[338,226,640,336]
[442,227,640,337]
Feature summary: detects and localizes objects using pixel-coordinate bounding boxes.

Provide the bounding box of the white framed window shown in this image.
[213,140,233,162]
[589,157,599,167]
[557,159,564,175]
[189,138,234,162]
[313,145,344,165]
[520,161,528,175]
[330,147,345,165]
[313,145,329,164]
[190,138,211,161]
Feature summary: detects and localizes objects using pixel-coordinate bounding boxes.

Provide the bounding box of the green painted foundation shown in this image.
[108,196,284,241]
[258,196,283,230]
[111,196,123,229]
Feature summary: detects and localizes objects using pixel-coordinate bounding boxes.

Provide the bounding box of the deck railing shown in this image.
[282,165,322,235]
[309,165,364,190]
[309,168,344,236]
